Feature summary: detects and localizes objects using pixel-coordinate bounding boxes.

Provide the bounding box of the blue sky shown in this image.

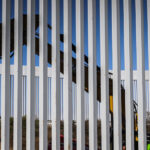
[0,0,149,70]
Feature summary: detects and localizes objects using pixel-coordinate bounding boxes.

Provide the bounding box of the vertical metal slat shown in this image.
[135,0,146,149]
[123,0,134,149]
[112,0,122,149]
[26,0,35,149]
[76,0,85,149]
[51,0,60,149]
[39,0,48,149]
[1,0,10,149]
[100,0,110,149]
[63,0,72,149]
[13,0,23,149]
[88,0,97,149]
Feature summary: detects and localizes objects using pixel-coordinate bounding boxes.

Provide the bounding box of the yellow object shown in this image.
[109,96,113,113]
[109,95,139,142]
[135,113,138,142]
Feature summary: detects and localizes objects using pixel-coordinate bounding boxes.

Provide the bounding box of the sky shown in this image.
[0,0,149,70]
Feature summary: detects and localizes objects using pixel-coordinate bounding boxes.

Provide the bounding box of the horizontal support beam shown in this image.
[0,65,149,80]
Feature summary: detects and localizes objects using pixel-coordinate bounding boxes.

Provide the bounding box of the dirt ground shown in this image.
[0,117,101,150]
[0,117,150,150]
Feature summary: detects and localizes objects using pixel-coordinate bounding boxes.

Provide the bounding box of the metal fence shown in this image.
[1,69,150,121]
[0,0,150,150]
